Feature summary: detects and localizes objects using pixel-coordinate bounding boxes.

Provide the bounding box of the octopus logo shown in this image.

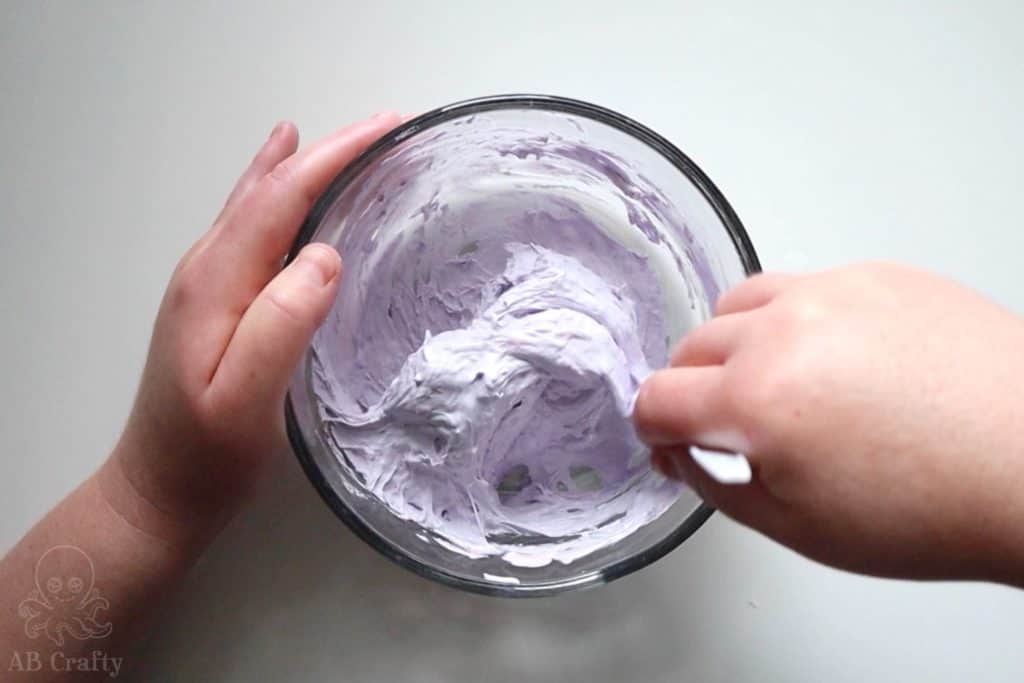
[16,545,112,646]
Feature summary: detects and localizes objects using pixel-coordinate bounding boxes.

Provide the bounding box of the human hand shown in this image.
[634,264,1024,584]
[106,113,401,537]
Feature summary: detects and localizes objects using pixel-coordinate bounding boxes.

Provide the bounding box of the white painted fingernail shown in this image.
[689,446,752,485]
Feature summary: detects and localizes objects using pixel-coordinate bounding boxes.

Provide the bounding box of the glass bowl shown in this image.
[285,94,760,596]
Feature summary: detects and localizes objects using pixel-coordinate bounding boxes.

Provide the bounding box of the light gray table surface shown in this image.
[3,1,1023,681]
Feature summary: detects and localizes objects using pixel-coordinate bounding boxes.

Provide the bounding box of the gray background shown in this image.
[2,1,1023,681]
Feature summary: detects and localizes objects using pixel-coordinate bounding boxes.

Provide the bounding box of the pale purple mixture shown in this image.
[309,112,716,567]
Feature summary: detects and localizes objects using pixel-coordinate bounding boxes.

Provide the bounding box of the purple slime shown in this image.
[309,111,721,567]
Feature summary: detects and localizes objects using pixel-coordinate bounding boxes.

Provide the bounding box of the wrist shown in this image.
[108,406,268,531]
[97,440,237,554]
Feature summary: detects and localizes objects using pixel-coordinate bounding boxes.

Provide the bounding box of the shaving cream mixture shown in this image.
[309,113,713,568]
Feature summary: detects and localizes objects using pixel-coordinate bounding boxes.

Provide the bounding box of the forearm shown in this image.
[0,454,223,681]
[0,115,396,680]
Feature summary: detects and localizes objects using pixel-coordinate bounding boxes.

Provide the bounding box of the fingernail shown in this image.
[269,121,285,139]
[371,111,394,121]
[296,244,340,286]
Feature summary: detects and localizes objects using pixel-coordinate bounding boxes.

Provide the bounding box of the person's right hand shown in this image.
[634,263,1024,585]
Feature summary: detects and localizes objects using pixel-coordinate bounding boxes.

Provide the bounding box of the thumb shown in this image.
[208,243,341,420]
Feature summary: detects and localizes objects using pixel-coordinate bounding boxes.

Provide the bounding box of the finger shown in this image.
[670,313,752,367]
[217,112,401,276]
[185,112,399,383]
[216,121,300,223]
[176,122,300,269]
[715,273,797,316]
[634,367,731,446]
[651,446,785,533]
[206,243,341,421]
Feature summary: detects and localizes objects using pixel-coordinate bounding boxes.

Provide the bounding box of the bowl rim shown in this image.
[284,93,761,598]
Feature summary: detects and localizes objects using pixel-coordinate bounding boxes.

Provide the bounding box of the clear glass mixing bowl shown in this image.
[285,95,760,596]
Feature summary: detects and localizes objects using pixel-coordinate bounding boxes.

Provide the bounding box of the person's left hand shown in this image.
[105,113,401,539]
